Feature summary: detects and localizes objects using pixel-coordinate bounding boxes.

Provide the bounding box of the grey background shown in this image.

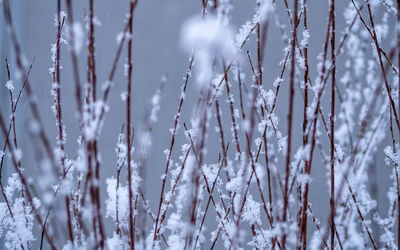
[0,0,394,248]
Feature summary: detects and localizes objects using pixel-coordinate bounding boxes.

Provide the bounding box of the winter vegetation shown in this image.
[0,0,400,249]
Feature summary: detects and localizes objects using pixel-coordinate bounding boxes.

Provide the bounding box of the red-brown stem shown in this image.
[318,61,393,248]
[247,52,281,141]
[1,60,38,250]
[92,21,130,139]
[187,89,210,247]
[0,60,26,249]
[55,2,66,174]
[232,57,278,249]
[54,2,74,243]
[303,3,335,247]
[88,0,97,102]
[0,113,57,250]
[347,180,378,249]
[270,3,303,113]
[248,53,278,229]
[251,23,278,238]
[93,142,105,248]
[224,63,241,158]
[86,144,98,245]
[193,144,229,249]
[246,138,273,226]
[237,67,246,120]
[201,0,207,15]
[3,0,57,173]
[89,1,105,246]
[156,146,191,236]
[210,209,233,249]
[126,1,136,249]
[4,59,16,169]
[302,0,309,150]
[345,7,400,245]
[300,0,309,247]
[322,7,395,249]
[65,0,83,117]
[0,181,15,221]
[397,0,400,119]
[262,120,273,216]
[65,196,74,243]
[215,101,228,168]
[115,126,125,235]
[213,0,218,10]
[282,0,298,247]
[39,161,77,249]
[248,20,276,231]
[257,23,262,87]
[0,58,34,176]
[5,59,17,155]
[132,194,139,239]
[208,23,258,108]
[329,0,336,248]
[251,224,258,249]
[308,204,329,249]
[366,3,400,132]
[248,49,276,233]
[396,0,400,246]
[352,2,400,135]
[152,54,194,242]
[271,51,289,112]
[5,6,55,245]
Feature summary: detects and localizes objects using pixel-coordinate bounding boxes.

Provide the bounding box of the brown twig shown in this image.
[282,0,298,247]
[126,1,137,248]
[153,54,194,243]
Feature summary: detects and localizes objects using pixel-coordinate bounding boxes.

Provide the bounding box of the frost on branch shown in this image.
[0,174,39,249]
[2,0,400,249]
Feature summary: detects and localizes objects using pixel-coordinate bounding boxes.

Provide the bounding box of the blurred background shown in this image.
[0,0,394,248]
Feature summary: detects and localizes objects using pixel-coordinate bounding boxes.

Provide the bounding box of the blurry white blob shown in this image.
[65,22,84,54]
[257,0,274,23]
[180,15,235,89]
